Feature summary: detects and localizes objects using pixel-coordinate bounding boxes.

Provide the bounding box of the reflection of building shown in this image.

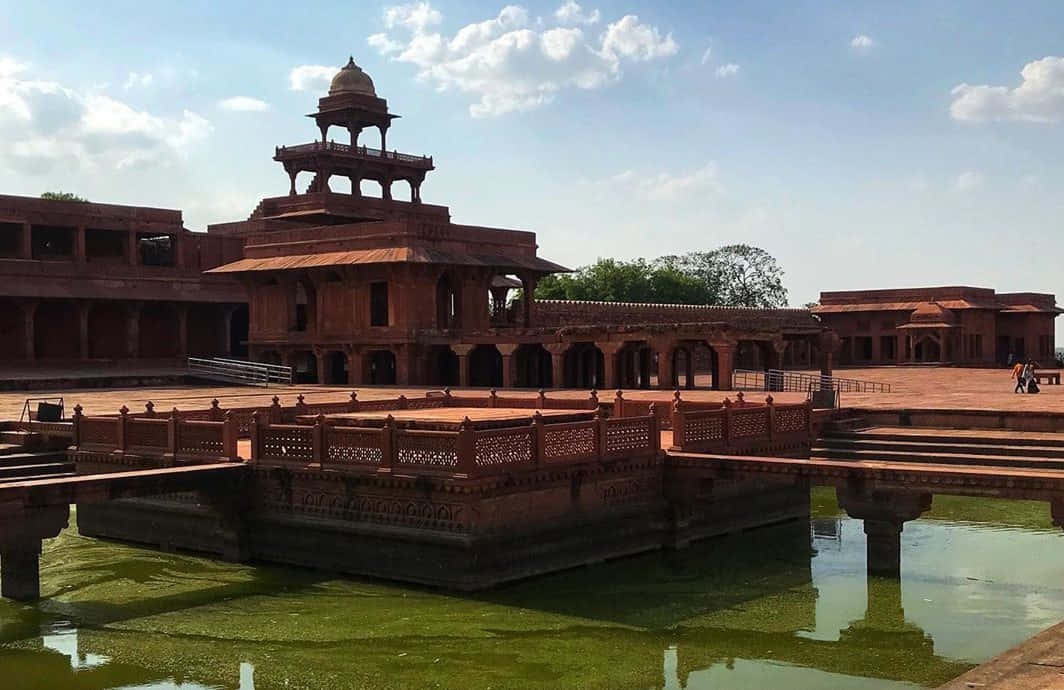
[813,287,1060,366]
[0,196,246,367]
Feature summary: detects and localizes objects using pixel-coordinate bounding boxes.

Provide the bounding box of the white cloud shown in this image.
[384,1,443,32]
[0,57,211,173]
[289,64,336,92]
[950,56,1064,123]
[610,162,722,201]
[715,63,740,78]
[700,47,712,65]
[368,3,678,117]
[368,33,404,55]
[123,72,153,90]
[601,15,678,61]
[218,96,270,112]
[554,2,600,26]
[850,34,875,52]
[954,170,983,191]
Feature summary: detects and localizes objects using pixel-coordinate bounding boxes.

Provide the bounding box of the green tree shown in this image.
[41,191,88,202]
[537,244,789,308]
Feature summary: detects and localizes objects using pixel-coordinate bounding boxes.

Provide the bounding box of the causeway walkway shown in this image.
[939,619,1064,689]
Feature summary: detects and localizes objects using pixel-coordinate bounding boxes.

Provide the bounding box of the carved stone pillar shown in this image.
[819,330,840,377]
[453,344,475,388]
[124,302,142,359]
[74,225,86,265]
[19,222,32,259]
[710,341,737,391]
[314,349,328,385]
[597,342,623,390]
[345,346,362,385]
[126,231,139,266]
[0,505,69,601]
[21,301,36,361]
[652,340,675,390]
[497,343,519,388]
[175,304,188,359]
[545,343,568,389]
[837,488,931,579]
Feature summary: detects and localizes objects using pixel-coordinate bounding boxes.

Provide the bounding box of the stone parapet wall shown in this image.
[534,300,818,330]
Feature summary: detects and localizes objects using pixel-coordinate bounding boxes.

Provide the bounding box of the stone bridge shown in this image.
[0,464,245,600]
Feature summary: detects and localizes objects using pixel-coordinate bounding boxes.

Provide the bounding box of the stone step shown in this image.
[824,429,1064,449]
[0,451,68,468]
[0,430,38,447]
[811,447,1064,470]
[825,417,871,432]
[815,437,1064,459]
[0,462,75,481]
[0,471,77,485]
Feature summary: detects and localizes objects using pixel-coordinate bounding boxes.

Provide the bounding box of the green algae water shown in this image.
[2,491,1063,690]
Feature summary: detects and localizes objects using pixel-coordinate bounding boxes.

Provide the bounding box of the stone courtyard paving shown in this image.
[2,365,1061,421]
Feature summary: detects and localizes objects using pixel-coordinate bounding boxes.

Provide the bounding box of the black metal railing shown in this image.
[733,369,892,393]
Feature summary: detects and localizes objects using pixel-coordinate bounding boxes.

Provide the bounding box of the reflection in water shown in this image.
[0,491,1062,689]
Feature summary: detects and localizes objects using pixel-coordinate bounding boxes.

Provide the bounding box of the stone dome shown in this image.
[910,301,955,324]
[329,57,376,97]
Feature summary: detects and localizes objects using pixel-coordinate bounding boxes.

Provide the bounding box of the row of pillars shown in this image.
[289,167,423,203]
[10,300,237,361]
[5,222,182,268]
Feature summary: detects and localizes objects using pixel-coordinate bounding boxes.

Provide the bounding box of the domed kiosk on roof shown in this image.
[329,57,376,97]
[907,301,956,326]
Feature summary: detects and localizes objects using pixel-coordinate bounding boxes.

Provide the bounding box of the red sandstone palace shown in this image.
[0,58,1055,383]
[813,287,1060,366]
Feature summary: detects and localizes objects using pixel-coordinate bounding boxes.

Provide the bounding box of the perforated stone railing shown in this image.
[249,407,660,479]
[71,406,239,464]
[670,397,812,453]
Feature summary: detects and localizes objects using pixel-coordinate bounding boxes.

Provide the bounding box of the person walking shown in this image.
[1017,362,1034,393]
[1013,359,1026,393]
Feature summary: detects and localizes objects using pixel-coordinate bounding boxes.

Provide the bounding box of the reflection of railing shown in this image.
[734,369,891,393]
[671,398,812,453]
[187,357,292,386]
[275,141,433,167]
[249,408,660,478]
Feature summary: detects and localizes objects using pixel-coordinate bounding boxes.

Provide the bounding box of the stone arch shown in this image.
[672,346,695,390]
[0,299,25,359]
[187,304,222,357]
[368,350,397,385]
[563,343,604,389]
[470,345,503,387]
[324,350,347,385]
[34,301,78,359]
[694,341,719,389]
[913,334,942,362]
[87,302,126,359]
[290,350,317,384]
[514,344,552,388]
[139,302,179,358]
[230,305,249,358]
[427,345,459,386]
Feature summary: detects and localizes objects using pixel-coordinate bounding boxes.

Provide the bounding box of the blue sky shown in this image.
[2,1,1064,334]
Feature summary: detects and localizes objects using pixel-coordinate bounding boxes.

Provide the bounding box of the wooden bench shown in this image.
[1034,370,1061,385]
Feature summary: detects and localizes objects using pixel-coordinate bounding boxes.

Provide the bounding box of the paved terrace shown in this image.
[1,366,1061,421]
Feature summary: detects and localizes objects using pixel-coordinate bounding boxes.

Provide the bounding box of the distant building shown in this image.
[812,287,1061,366]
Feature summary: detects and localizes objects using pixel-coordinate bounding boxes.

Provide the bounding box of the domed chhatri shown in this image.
[329,56,376,97]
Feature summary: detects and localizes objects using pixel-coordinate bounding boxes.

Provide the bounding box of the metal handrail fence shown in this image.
[187,357,293,386]
[734,369,891,393]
